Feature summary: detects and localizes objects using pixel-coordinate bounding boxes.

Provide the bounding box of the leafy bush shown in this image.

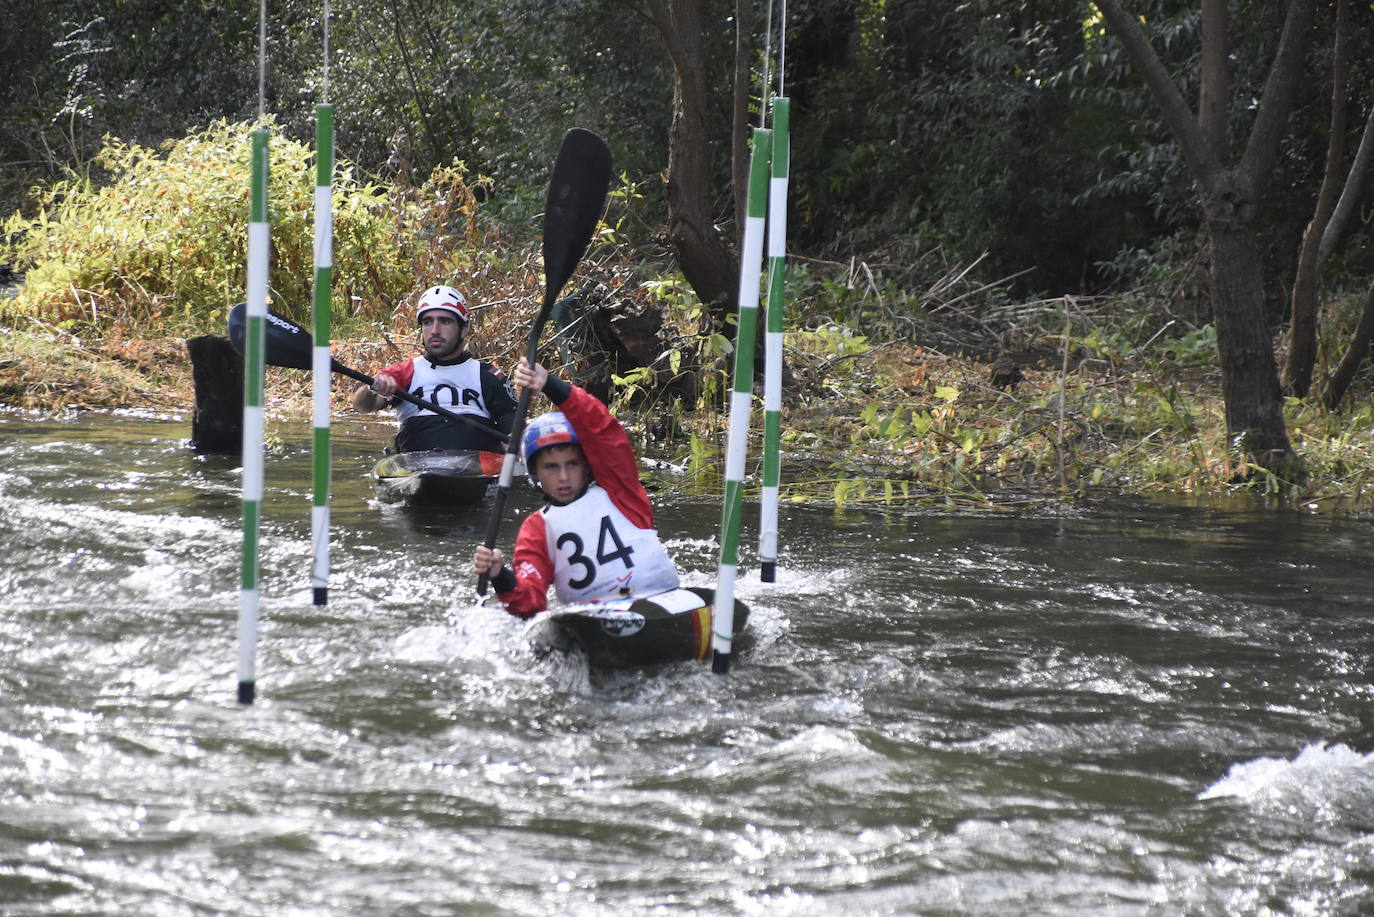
[2,119,491,339]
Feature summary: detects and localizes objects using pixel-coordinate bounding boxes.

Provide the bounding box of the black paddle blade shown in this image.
[476,129,610,597]
[541,129,612,304]
[226,302,315,371]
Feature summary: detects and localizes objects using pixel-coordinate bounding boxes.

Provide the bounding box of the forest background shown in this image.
[2,0,1374,509]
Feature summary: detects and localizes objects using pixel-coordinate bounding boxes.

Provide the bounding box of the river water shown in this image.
[2,411,1373,915]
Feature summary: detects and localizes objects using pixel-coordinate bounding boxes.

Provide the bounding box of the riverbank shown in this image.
[7,315,1374,513]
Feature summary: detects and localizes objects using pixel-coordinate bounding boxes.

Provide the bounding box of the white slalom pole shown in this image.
[310,102,334,606]
[712,127,771,675]
[239,127,270,705]
[759,95,789,583]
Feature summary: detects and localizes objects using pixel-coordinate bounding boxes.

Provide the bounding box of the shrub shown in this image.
[2,118,491,340]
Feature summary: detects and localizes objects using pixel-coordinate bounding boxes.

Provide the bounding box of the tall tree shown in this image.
[644,0,738,330]
[1319,105,1374,410]
[1281,0,1350,398]
[1092,0,1315,474]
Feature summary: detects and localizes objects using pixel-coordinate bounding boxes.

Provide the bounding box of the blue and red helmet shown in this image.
[522,411,581,482]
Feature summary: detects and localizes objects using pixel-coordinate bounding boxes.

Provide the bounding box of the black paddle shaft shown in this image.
[477,128,612,595]
[226,303,508,446]
[330,363,508,447]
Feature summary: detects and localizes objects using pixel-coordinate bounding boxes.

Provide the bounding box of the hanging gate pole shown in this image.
[239,127,269,705]
[310,101,334,606]
[759,95,789,583]
[712,127,772,675]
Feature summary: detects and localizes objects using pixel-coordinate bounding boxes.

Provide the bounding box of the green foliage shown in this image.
[317,0,674,214]
[7,0,1371,316]
[686,432,718,479]
[788,1,1156,292]
[1073,321,1215,373]
[792,323,870,359]
[5,0,1374,511]
[608,366,656,415]
[1153,324,1216,367]
[2,119,489,339]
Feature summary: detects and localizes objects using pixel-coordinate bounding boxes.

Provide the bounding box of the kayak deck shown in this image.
[372,449,509,506]
[527,586,750,669]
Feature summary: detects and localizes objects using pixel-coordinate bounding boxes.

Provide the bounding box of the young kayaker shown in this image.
[472,357,681,618]
[351,284,517,452]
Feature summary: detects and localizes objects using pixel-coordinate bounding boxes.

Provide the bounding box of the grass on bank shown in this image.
[0,323,178,411]
[8,309,1374,513]
[6,120,1374,511]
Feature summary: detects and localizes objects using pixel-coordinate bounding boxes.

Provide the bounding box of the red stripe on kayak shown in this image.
[479,451,503,476]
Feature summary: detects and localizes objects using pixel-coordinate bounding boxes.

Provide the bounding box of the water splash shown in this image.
[1200,742,1374,826]
[392,602,518,663]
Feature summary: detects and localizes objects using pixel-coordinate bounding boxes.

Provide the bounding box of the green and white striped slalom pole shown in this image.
[310,104,334,606]
[239,128,270,705]
[713,126,771,675]
[759,97,789,584]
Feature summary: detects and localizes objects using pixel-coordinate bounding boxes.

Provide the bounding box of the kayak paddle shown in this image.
[226,302,509,446]
[477,128,612,595]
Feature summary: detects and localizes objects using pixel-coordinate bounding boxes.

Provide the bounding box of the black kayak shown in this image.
[372,449,512,506]
[526,586,750,669]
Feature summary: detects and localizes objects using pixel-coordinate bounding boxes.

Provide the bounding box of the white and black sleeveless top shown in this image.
[540,483,680,603]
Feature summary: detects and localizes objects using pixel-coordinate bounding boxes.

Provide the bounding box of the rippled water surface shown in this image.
[3,412,1374,915]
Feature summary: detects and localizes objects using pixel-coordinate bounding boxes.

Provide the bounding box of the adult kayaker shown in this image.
[351,285,517,452]
[472,357,680,618]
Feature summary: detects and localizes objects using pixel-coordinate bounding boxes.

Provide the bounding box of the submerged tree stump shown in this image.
[551,289,699,407]
[186,334,243,455]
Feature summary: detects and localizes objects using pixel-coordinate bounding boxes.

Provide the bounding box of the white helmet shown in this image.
[415,285,470,324]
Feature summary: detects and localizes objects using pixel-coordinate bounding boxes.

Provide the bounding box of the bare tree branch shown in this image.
[1092,0,1220,184]
[1236,0,1317,196]
[1319,103,1374,268]
[1282,0,1349,396]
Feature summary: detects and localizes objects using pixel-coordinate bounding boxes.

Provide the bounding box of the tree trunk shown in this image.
[644,0,738,331]
[1197,0,1227,151]
[1093,0,1314,474]
[1280,0,1349,397]
[1316,106,1374,401]
[186,334,243,455]
[1283,213,1330,399]
[1205,217,1294,461]
[1321,278,1374,411]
